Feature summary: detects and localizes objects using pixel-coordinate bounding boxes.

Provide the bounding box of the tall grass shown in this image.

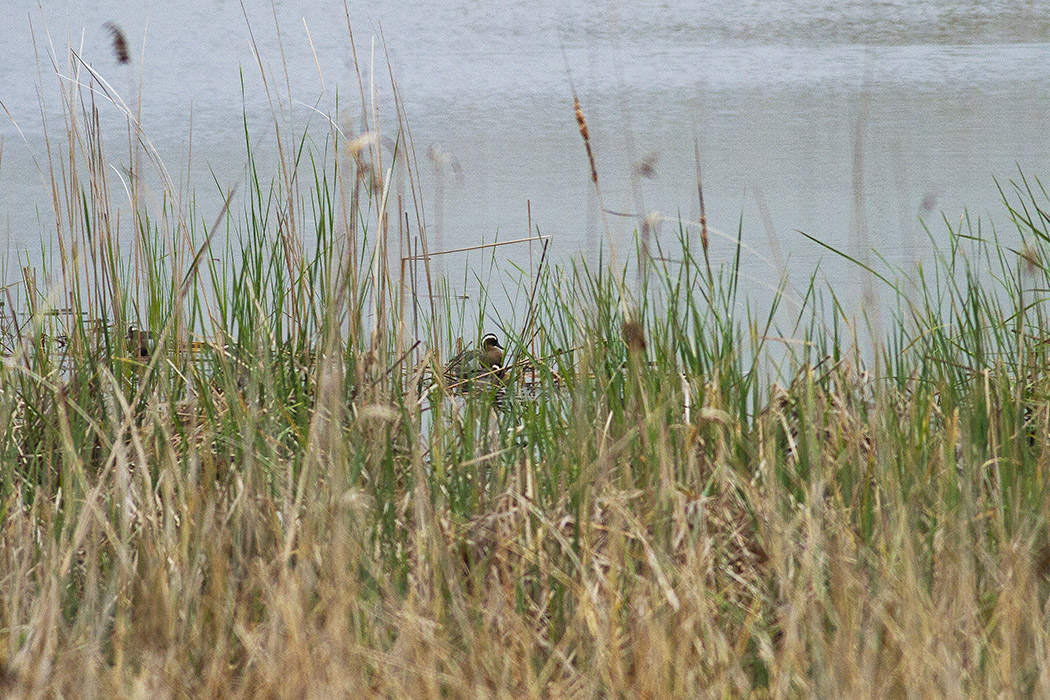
[3,16,1050,699]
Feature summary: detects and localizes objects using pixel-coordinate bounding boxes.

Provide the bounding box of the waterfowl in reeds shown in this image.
[127,325,155,359]
[444,332,505,387]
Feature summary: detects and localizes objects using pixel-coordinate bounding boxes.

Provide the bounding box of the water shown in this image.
[3,0,1050,330]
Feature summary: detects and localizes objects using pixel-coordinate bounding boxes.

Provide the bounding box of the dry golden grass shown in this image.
[1,341,1049,698]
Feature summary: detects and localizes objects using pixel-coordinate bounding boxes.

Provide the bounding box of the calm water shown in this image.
[3,1,1050,324]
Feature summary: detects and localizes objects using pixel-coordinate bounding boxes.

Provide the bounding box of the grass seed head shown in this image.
[1020,241,1041,275]
[622,318,646,353]
[104,22,130,65]
[573,97,599,184]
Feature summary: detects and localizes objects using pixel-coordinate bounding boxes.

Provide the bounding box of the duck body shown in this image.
[127,325,155,359]
[444,333,505,388]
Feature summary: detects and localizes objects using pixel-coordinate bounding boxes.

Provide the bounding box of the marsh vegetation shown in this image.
[3,17,1050,700]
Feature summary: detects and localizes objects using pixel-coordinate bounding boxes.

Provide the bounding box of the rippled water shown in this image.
[3,0,1050,321]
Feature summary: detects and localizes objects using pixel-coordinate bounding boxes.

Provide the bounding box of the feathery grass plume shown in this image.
[345,130,381,186]
[1020,240,1042,275]
[103,22,129,65]
[621,318,646,353]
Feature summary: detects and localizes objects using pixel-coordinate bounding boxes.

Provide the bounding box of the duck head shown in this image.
[480,332,504,369]
[127,325,154,358]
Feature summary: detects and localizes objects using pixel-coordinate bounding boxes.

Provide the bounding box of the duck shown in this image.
[126,325,155,359]
[443,332,505,387]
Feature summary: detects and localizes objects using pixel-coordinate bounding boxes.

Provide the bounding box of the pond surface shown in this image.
[2,0,1050,328]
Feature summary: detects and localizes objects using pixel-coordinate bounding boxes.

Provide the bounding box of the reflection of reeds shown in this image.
[426,142,463,280]
[633,152,658,180]
[851,62,880,339]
